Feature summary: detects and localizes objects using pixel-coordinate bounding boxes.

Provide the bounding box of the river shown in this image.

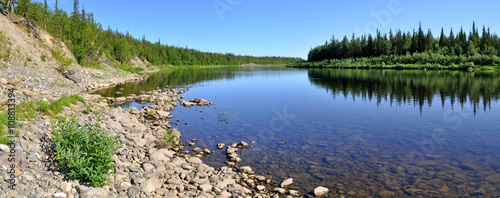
[94,66,500,197]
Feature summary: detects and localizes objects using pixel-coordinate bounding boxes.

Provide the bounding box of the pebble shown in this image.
[53,192,67,198]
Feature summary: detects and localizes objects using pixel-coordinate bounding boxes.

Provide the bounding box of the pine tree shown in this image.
[417,22,425,52]
[426,29,434,51]
[448,28,455,48]
[439,28,447,47]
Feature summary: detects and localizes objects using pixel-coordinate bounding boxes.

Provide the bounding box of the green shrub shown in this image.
[50,46,74,72]
[52,116,119,187]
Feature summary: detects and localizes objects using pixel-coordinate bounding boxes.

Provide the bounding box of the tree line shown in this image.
[301,22,500,69]
[1,0,302,67]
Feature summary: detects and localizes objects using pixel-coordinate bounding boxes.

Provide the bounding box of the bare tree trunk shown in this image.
[9,0,14,13]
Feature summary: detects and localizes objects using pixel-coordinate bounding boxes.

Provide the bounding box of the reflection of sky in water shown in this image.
[111,67,500,196]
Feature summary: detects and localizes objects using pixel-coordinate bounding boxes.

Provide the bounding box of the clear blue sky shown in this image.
[40,0,500,59]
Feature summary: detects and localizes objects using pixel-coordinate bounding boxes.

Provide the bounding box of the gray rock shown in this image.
[167,178,182,185]
[115,182,132,192]
[239,166,253,174]
[289,189,300,196]
[21,174,34,181]
[108,121,122,131]
[149,151,169,163]
[217,191,232,198]
[27,154,38,162]
[188,157,202,164]
[140,180,155,194]
[0,144,10,152]
[314,186,329,196]
[142,163,155,173]
[255,176,266,182]
[128,166,141,172]
[280,178,293,188]
[79,187,109,198]
[217,143,225,150]
[273,187,286,194]
[199,183,212,192]
[156,142,171,149]
[256,185,266,191]
[158,148,174,158]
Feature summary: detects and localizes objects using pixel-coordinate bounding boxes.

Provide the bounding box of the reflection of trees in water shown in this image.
[92,66,292,98]
[308,69,500,114]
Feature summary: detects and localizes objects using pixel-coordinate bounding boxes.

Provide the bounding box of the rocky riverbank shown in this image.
[0,61,329,198]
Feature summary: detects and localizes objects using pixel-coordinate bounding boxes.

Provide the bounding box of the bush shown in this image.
[50,46,74,72]
[52,116,119,187]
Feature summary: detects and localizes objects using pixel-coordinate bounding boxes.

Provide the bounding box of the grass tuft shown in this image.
[160,128,180,145]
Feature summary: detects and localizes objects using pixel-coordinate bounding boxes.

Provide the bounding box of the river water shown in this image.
[94,66,500,197]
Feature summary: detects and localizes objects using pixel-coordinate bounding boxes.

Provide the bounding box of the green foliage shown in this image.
[0,111,9,144]
[83,106,91,114]
[289,53,500,70]
[46,95,84,115]
[16,100,44,121]
[41,53,47,62]
[50,46,73,72]
[119,66,145,73]
[115,37,130,63]
[81,60,103,69]
[13,94,84,121]
[160,128,180,145]
[304,22,500,69]
[52,116,119,187]
[11,0,302,67]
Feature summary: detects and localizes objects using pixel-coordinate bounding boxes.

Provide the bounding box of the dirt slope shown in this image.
[0,13,142,104]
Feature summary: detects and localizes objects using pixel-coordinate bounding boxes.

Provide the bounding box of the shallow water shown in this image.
[99,66,500,197]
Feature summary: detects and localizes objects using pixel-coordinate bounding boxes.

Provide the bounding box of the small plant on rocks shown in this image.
[52,115,120,187]
[160,128,180,145]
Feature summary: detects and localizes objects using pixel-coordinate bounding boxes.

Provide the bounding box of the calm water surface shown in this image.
[97,66,500,197]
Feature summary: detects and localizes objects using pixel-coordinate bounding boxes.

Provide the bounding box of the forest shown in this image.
[0,0,302,67]
[289,22,500,69]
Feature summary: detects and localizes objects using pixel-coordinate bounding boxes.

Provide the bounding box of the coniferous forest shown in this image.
[289,22,500,69]
[0,0,302,67]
